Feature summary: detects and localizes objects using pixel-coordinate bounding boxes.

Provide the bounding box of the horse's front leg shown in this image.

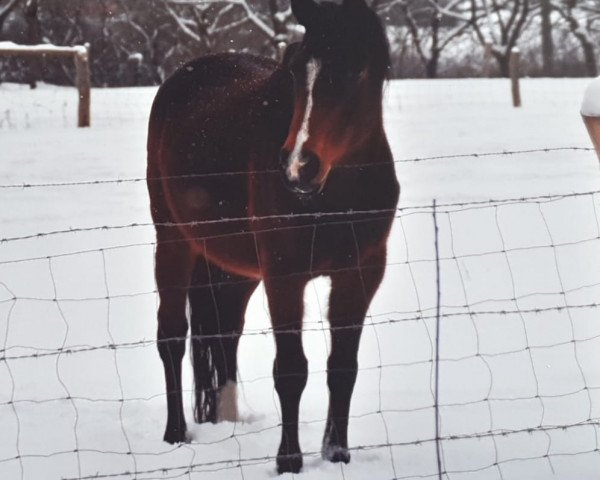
[155,242,195,444]
[264,275,309,474]
[322,249,386,463]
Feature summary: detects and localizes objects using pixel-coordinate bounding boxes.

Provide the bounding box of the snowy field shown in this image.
[1,77,600,480]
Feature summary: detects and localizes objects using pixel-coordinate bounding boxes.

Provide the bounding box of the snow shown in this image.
[0,41,87,55]
[581,76,600,117]
[128,52,144,63]
[1,78,600,480]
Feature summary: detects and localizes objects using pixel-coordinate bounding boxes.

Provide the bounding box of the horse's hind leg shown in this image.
[155,241,195,444]
[322,251,386,463]
[189,258,259,423]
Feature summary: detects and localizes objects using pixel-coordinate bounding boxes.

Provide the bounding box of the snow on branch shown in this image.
[168,0,276,39]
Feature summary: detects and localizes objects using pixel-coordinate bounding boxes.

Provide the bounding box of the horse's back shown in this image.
[149,53,278,123]
[148,53,287,178]
[156,52,277,95]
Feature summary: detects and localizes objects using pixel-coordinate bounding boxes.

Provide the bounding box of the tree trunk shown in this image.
[426,0,441,79]
[24,0,42,89]
[540,0,554,76]
[426,50,440,78]
[581,41,598,77]
[570,20,598,76]
[494,51,510,77]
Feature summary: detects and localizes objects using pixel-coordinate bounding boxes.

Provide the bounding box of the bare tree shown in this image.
[168,0,288,45]
[552,0,598,76]
[468,0,533,77]
[380,0,473,78]
[164,1,241,51]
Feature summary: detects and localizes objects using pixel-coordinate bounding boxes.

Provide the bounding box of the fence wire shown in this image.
[1,147,600,480]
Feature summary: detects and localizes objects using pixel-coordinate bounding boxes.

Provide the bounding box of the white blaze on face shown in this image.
[287,58,322,181]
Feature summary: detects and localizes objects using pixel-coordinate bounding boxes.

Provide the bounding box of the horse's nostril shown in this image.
[299,152,320,183]
[280,149,322,194]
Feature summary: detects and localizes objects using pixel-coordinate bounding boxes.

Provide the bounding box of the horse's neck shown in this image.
[252,67,295,169]
[264,67,294,113]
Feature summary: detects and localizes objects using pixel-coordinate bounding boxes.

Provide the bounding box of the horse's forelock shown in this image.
[301,2,390,83]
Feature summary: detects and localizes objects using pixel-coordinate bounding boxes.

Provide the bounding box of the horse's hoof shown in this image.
[163,426,188,444]
[276,453,303,474]
[322,444,351,464]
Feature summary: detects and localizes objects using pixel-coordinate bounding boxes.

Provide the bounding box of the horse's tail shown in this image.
[190,329,219,423]
[189,261,219,424]
[189,262,254,424]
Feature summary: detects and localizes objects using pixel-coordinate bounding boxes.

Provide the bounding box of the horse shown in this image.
[146,0,399,473]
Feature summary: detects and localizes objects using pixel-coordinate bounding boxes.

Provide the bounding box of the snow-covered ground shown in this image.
[1,78,600,480]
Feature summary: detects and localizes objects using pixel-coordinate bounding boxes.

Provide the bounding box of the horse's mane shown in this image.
[363,7,392,81]
[317,0,391,82]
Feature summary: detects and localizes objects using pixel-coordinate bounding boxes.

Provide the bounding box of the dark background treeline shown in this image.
[0,0,598,87]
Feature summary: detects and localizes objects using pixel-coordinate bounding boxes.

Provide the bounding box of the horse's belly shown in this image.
[201,233,261,280]
[156,179,260,279]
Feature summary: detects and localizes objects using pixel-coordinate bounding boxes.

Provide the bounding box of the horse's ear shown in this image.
[343,0,369,10]
[291,0,318,27]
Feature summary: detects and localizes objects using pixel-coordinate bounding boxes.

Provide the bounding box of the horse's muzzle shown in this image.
[279,149,322,195]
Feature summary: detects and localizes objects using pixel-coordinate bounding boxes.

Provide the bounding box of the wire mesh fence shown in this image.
[2,153,600,479]
[2,77,600,479]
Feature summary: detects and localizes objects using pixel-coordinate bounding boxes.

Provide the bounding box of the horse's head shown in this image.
[279,0,390,195]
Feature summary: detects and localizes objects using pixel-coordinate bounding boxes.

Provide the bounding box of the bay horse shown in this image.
[147,0,399,473]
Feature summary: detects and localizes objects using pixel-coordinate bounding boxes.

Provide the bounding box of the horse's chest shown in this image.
[312,218,390,269]
[313,223,364,270]
[247,159,398,276]
[252,214,392,279]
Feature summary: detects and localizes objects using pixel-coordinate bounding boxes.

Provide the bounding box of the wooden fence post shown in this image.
[483,41,493,78]
[74,43,91,127]
[0,42,92,127]
[509,47,521,108]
